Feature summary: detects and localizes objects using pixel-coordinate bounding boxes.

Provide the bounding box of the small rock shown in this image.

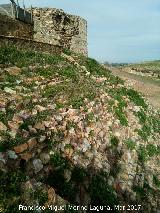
[0,153,6,163]
[16,80,21,84]
[35,105,46,112]
[33,159,43,173]
[8,121,19,130]
[122,151,132,162]
[22,180,34,191]
[8,150,18,159]
[47,104,56,110]
[0,98,7,108]
[120,173,129,181]
[27,138,37,150]
[28,126,37,134]
[20,152,33,161]
[0,122,7,131]
[4,87,16,95]
[21,67,28,73]
[108,176,114,186]
[0,161,7,172]
[98,130,104,138]
[45,187,56,206]
[5,66,21,76]
[9,130,17,138]
[43,121,51,128]
[55,115,63,122]
[55,194,68,206]
[84,150,93,159]
[68,127,75,135]
[22,130,29,138]
[114,131,121,137]
[64,169,72,182]
[82,138,91,152]
[32,109,38,115]
[19,110,31,120]
[107,121,112,127]
[133,105,140,112]
[49,151,55,155]
[12,114,23,124]
[39,136,46,142]
[40,153,50,164]
[64,147,74,159]
[28,65,36,71]
[34,122,45,130]
[14,143,28,153]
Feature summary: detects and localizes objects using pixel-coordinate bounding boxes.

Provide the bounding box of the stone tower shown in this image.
[30,8,88,55]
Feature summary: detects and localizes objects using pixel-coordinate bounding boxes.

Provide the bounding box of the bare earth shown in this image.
[109,67,160,109]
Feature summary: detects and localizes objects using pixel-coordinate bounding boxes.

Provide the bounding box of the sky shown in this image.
[7,0,160,63]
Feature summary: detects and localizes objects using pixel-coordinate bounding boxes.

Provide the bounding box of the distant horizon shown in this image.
[99,58,160,64]
[9,0,160,63]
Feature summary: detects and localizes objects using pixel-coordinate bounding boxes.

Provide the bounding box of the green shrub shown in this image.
[42,84,68,98]
[63,48,72,55]
[127,89,147,109]
[146,144,158,157]
[115,108,128,126]
[124,139,136,150]
[111,136,119,146]
[153,175,160,188]
[89,173,118,207]
[0,170,27,211]
[138,146,148,163]
[0,46,64,67]
[138,124,151,141]
[72,167,87,183]
[136,110,147,124]
[69,96,84,109]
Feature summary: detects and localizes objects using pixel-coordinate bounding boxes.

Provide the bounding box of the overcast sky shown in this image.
[14,0,160,62]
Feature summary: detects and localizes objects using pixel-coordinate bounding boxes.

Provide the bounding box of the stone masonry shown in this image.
[29,8,88,55]
[0,13,33,39]
[0,6,88,56]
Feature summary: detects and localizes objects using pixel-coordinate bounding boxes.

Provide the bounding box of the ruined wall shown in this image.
[0,7,88,56]
[30,8,88,55]
[0,14,33,39]
[0,36,62,55]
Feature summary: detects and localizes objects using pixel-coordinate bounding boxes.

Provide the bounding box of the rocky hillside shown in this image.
[0,46,160,212]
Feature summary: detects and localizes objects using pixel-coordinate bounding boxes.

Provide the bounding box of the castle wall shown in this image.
[0,7,88,56]
[0,13,33,39]
[0,35,62,55]
[30,8,88,55]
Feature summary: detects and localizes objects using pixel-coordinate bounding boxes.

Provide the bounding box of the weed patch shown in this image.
[0,46,64,67]
[138,145,148,163]
[42,84,68,98]
[153,175,160,188]
[111,136,119,146]
[146,144,158,157]
[124,139,136,150]
[89,172,118,207]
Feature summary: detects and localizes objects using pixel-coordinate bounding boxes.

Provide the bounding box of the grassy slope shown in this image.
[0,46,160,212]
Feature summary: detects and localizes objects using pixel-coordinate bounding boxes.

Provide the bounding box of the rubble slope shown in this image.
[0,46,160,212]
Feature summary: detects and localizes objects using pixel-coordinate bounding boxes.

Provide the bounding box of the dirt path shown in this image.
[109,67,160,109]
